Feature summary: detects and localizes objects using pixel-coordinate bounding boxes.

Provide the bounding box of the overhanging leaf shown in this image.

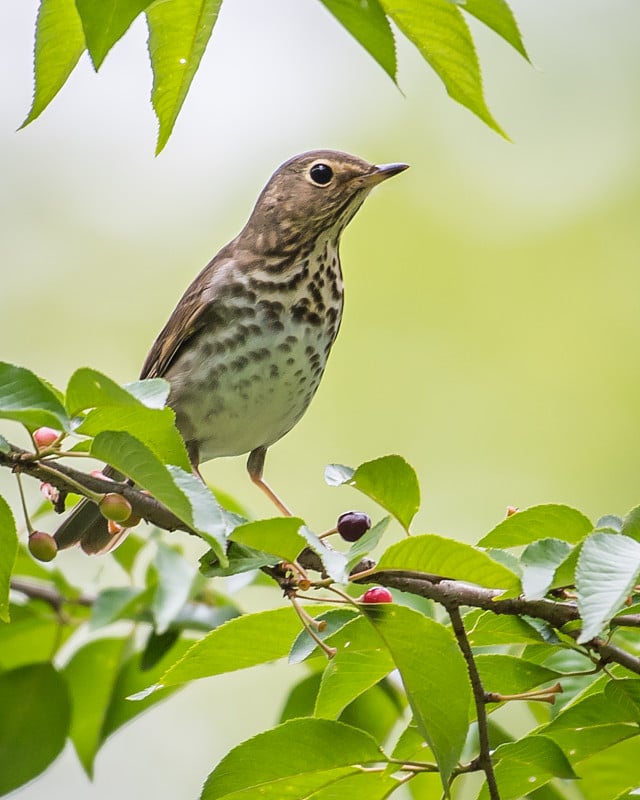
[320,0,397,81]
[146,0,224,154]
[75,0,153,69]
[21,0,86,127]
[576,533,640,643]
[151,541,197,634]
[381,0,506,137]
[461,0,530,61]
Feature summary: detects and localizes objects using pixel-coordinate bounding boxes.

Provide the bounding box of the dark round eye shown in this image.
[309,163,334,186]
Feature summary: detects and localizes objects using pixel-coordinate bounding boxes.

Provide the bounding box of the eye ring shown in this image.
[308,162,334,186]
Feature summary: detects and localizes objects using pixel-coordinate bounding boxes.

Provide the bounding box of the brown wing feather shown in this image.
[140,248,235,380]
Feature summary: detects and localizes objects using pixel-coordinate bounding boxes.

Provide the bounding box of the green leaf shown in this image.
[200,540,280,577]
[539,689,640,763]
[326,455,420,531]
[123,378,171,409]
[460,0,530,61]
[146,0,223,154]
[289,608,360,664]
[315,616,394,719]
[299,525,350,583]
[576,533,640,643]
[89,586,151,629]
[376,533,520,594]
[302,770,400,800]
[365,604,470,788]
[67,370,175,453]
[75,0,153,69]
[380,0,506,137]
[160,605,335,687]
[0,434,10,454]
[345,516,390,571]
[66,367,159,414]
[0,612,66,669]
[101,638,192,740]
[77,405,191,469]
[201,718,383,799]
[0,361,70,431]
[475,654,561,697]
[63,637,129,776]
[90,431,228,562]
[479,735,577,800]
[0,663,71,794]
[0,496,18,623]
[21,0,86,127]
[111,532,147,574]
[620,505,640,543]
[520,538,573,600]
[465,609,545,646]
[605,679,640,717]
[319,0,397,81]
[230,517,307,563]
[151,541,197,634]
[479,504,593,548]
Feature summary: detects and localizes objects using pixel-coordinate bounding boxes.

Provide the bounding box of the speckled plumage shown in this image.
[54,150,408,553]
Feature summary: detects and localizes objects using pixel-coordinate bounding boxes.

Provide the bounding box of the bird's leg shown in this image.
[247,446,293,517]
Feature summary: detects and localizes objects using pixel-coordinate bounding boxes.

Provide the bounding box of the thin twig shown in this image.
[447,604,500,800]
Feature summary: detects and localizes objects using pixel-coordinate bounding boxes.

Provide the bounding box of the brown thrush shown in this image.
[54,150,408,553]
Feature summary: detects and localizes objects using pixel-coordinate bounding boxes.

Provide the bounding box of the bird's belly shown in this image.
[166,320,333,461]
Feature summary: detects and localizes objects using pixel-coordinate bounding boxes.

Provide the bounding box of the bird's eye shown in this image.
[309,163,334,186]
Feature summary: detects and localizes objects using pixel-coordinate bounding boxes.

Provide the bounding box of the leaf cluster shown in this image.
[22,0,530,152]
[1,362,639,799]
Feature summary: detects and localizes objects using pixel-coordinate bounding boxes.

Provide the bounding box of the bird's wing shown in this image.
[140,252,235,380]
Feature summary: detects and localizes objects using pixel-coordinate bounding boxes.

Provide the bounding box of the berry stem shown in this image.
[15,472,34,535]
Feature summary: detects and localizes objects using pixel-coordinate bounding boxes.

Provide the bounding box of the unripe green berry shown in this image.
[28,531,58,562]
[99,493,133,523]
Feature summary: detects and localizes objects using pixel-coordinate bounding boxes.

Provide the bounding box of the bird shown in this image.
[54,150,408,554]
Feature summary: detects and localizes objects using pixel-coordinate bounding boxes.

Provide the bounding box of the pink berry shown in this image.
[33,427,60,449]
[362,587,393,604]
[28,531,58,562]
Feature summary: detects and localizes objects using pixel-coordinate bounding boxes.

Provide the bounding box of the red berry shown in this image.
[28,531,58,562]
[362,587,393,604]
[337,511,371,542]
[99,493,133,523]
[33,427,60,449]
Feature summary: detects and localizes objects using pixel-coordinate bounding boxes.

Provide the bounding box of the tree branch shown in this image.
[0,445,192,534]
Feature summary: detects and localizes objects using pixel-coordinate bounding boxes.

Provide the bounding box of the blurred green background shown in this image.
[1,1,639,797]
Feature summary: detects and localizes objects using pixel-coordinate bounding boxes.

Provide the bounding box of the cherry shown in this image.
[337,511,371,542]
[362,586,393,604]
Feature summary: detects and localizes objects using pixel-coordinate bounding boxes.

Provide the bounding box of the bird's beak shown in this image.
[369,162,410,184]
